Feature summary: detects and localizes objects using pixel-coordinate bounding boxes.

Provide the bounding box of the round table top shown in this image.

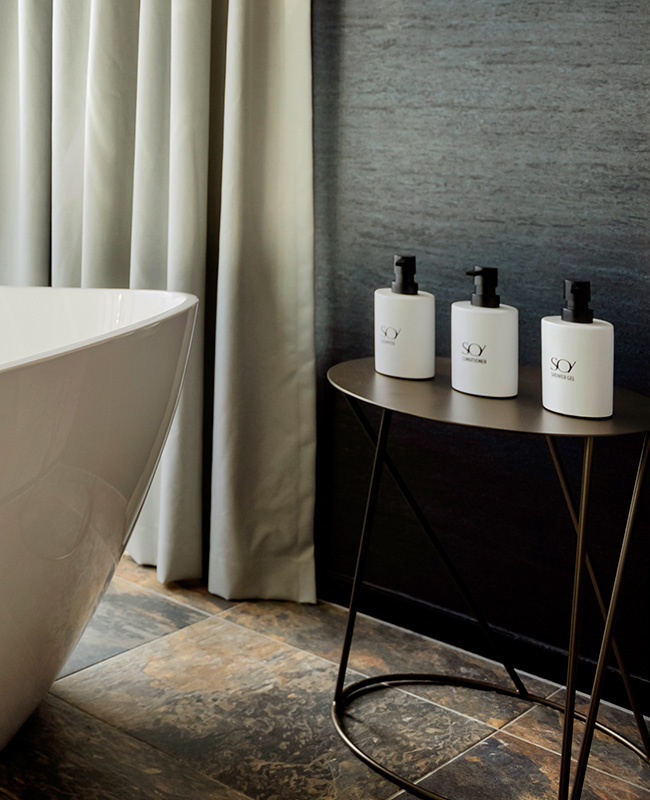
[327,357,650,438]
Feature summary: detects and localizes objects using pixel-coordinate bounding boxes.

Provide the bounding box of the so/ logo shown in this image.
[550,357,577,381]
[380,325,401,343]
[461,342,486,357]
[461,342,487,363]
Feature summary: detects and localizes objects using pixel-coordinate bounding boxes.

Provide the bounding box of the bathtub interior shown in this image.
[0,287,193,368]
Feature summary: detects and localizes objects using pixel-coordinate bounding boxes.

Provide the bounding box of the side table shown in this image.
[327,356,650,800]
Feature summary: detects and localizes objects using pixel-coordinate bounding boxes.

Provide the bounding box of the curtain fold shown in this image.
[0,0,316,602]
[0,0,51,285]
[210,0,316,601]
[126,0,211,580]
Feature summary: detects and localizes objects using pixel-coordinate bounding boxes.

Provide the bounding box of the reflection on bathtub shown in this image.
[0,288,197,750]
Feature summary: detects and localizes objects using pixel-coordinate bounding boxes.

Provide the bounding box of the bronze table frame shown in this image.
[328,357,650,800]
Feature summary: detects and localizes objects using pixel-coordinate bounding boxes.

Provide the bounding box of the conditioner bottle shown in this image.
[374,255,435,379]
[451,266,518,398]
[541,280,613,418]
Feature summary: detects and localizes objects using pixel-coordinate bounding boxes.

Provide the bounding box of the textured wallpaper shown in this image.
[313,0,649,698]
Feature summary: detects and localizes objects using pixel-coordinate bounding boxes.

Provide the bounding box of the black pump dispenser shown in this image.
[561,280,594,324]
[467,266,500,308]
[391,255,418,295]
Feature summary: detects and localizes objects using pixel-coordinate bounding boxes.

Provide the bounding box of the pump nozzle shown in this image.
[561,280,593,323]
[392,255,418,295]
[467,266,500,308]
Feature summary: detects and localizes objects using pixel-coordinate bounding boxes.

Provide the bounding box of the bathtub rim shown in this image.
[0,287,199,375]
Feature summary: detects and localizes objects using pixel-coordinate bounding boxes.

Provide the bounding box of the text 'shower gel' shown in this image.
[541,280,613,418]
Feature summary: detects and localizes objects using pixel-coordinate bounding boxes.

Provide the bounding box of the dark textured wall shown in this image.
[312,1,649,706]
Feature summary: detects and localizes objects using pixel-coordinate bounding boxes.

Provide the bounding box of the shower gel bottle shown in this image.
[541,280,614,418]
[451,267,518,397]
[374,255,435,379]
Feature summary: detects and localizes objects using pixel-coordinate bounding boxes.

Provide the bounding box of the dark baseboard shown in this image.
[318,571,650,716]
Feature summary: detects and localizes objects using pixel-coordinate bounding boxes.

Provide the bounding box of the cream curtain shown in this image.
[0,0,316,602]
[210,1,316,601]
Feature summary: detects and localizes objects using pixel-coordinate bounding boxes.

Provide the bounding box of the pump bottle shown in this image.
[450,267,518,398]
[541,280,614,418]
[374,255,435,379]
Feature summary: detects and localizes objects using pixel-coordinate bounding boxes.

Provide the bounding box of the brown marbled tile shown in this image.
[59,576,208,677]
[398,731,650,800]
[343,687,493,785]
[0,693,252,800]
[52,616,491,800]
[116,553,236,614]
[221,599,555,727]
[504,690,650,789]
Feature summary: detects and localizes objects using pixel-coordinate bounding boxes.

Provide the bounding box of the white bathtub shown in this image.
[0,287,198,750]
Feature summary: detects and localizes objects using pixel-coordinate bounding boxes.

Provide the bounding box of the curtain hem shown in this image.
[208,551,316,604]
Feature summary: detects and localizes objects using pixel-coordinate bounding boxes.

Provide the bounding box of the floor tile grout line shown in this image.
[57,613,499,798]
[115,577,642,727]
[225,602,649,730]
[103,574,650,741]
[66,612,580,785]
[497,698,650,793]
[46,692,257,800]
[541,686,650,766]
[217,616,508,730]
[386,712,650,800]
[111,573,239,618]
[380,684,501,730]
[387,688,650,799]
[61,611,313,687]
[57,575,649,800]
[104,569,648,792]
[115,568,638,725]
[55,615,233,684]
[499,728,650,794]
[65,611,505,740]
[106,575,555,725]
[401,701,565,795]
[386,724,504,799]
[219,614,560,732]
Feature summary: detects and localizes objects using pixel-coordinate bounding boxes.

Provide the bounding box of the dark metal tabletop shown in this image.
[328,357,650,437]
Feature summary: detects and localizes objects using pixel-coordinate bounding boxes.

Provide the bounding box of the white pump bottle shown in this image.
[541,280,614,418]
[374,255,436,380]
[451,267,519,398]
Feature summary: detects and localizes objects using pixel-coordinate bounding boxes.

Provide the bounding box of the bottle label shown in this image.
[550,357,576,381]
[379,325,401,346]
[461,342,487,364]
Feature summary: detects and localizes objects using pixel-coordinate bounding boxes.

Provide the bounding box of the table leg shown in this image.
[333,407,392,704]
[546,435,650,761]
[345,396,528,697]
[332,402,648,800]
[558,437,594,800]
[569,432,650,800]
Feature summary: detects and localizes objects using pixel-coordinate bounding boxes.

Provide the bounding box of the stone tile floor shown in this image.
[0,555,648,799]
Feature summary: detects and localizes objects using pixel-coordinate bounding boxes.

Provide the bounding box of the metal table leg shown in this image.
[344,396,528,696]
[546,436,650,761]
[558,437,593,800]
[333,407,392,705]
[569,433,650,800]
[332,405,649,800]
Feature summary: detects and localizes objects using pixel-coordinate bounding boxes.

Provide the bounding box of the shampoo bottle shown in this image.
[374,255,435,379]
[450,266,518,398]
[541,280,613,418]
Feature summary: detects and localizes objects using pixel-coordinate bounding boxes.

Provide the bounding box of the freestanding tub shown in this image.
[0,287,198,750]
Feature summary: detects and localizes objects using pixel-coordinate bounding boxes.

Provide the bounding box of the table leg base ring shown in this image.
[331,673,648,800]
